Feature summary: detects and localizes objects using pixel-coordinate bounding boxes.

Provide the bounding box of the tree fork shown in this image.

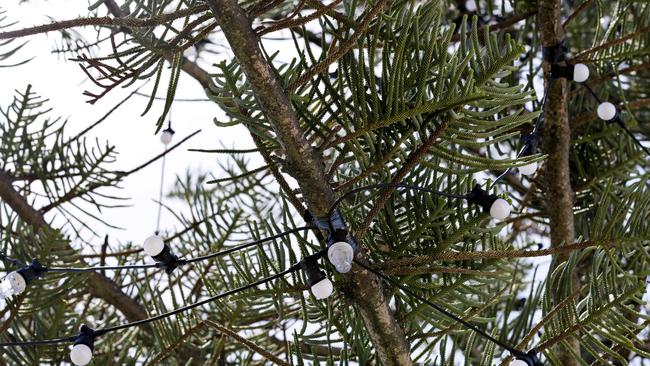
[205,0,413,364]
[537,0,581,364]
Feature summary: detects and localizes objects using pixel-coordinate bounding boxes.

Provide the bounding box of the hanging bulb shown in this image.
[466,184,511,220]
[70,325,95,366]
[572,63,589,83]
[510,360,529,366]
[160,127,175,145]
[143,235,165,257]
[142,235,184,273]
[597,102,617,121]
[511,349,543,366]
[517,133,540,177]
[518,162,538,176]
[0,260,46,300]
[0,272,26,299]
[300,256,334,300]
[490,198,511,220]
[311,278,334,299]
[328,241,354,273]
[550,63,589,82]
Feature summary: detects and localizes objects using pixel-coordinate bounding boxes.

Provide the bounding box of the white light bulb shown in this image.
[490,198,511,220]
[573,63,589,83]
[311,278,334,300]
[510,360,529,366]
[518,162,538,176]
[328,241,354,273]
[70,344,93,366]
[597,102,617,121]
[160,130,174,145]
[0,272,26,299]
[143,235,165,257]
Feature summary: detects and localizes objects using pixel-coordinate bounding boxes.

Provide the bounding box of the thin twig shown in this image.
[0,6,209,40]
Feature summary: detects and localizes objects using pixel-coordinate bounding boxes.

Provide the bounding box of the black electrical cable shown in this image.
[95,263,300,335]
[184,226,312,264]
[353,259,529,360]
[493,79,555,184]
[19,226,313,274]
[327,183,468,217]
[0,259,304,347]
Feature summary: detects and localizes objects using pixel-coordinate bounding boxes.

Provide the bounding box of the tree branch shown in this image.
[0,5,209,40]
[538,0,581,363]
[204,1,413,364]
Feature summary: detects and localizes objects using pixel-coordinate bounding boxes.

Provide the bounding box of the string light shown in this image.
[580,83,650,156]
[299,253,333,299]
[0,256,311,362]
[597,102,617,121]
[0,227,313,290]
[0,260,46,299]
[70,325,95,366]
[142,235,185,274]
[550,63,589,83]
[326,230,355,274]
[160,126,175,145]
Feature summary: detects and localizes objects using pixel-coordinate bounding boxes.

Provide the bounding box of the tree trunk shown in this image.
[205,1,413,364]
[538,1,581,364]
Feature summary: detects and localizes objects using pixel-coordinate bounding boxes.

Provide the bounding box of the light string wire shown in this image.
[493,78,556,185]
[155,113,173,235]
[0,259,305,347]
[5,226,313,273]
[580,83,650,157]
[353,258,529,359]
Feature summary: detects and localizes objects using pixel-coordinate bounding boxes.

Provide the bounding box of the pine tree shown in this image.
[0,0,649,365]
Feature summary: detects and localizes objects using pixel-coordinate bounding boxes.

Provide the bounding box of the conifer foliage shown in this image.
[0,0,649,365]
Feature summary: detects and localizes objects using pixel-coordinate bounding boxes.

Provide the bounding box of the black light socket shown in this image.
[515,349,543,366]
[151,246,185,274]
[73,325,96,351]
[465,184,498,213]
[17,259,47,284]
[299,256,327,287]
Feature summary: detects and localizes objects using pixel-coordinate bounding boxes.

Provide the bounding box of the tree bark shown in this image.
[204,1,413,364]
[537,1,581,364]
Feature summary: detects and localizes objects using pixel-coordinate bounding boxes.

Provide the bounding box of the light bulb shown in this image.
[143,235,165,257]
[573,63,589,83]
[510,360,529,366]
[597,102,617,121]
[160,129,174,145]
[518,162,538,176]
[311,278,334,300]
[490,198,511,220]
[328,241,354,273]
[70,344,93,366]
[0,272,26,299]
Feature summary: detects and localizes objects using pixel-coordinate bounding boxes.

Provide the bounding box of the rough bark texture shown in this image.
[205,1,413,364]
[537,1,581,364]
